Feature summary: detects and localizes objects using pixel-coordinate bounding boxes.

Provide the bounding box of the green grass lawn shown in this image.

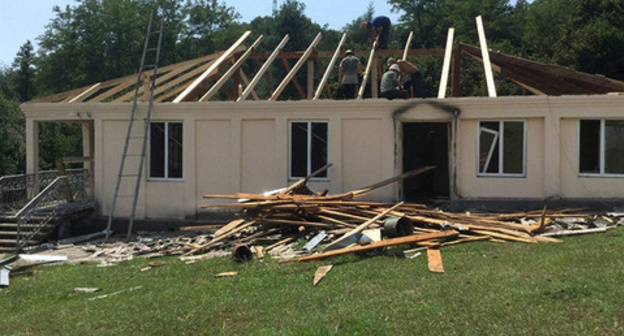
[2,228,624,335]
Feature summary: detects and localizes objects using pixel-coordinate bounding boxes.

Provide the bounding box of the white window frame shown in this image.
[578,119,624,177]
[288,120,329,181]
[148,121,184,181]
[477,120,526,177]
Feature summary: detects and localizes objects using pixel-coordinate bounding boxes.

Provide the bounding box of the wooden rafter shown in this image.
[199,35,263,102]
[270,33,322,101]
[278,57,306,99]
[173,31,251,103]
[314,33,345,100]
[238,35,289,102]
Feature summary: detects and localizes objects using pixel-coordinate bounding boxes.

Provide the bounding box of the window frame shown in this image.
[148,121,184,181]
[578,119,624,177]
[477,119,527,177]
[288,120,329,181]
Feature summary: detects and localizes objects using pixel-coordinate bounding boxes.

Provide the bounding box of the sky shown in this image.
[0,0,401,68]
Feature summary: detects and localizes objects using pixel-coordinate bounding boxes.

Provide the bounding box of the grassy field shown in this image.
[1,228,624,335]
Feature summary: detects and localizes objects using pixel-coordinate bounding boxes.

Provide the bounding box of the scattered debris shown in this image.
[313,265,333,286]
[3,166,622,278]
[1,265,11,287]
[232,244,253,262]
[73,287,101,293]
[88,286,143,301]
[427,247,444,273]
[214,271,237,278]
[19,254,68,262]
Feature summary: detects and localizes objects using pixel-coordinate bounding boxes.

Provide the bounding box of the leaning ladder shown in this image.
[106,11,164,241]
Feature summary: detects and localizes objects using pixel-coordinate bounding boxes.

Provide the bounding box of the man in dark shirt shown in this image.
[362,16,391,49]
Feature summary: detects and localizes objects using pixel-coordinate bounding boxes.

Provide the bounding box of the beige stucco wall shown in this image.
[21,94,624,220]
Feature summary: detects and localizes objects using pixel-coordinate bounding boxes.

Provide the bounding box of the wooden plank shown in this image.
[65,83,102,103]
[199,35,263,102]
[427,247,444,273]
[238,35,290,102]
[239,69,259,100]
[279,230,459,263]
[213,218,246,237]
[323,202,404,251]
[438,28,455,98]
[184,220,257,256]
[471,229,537,243]
[476,16,496,97]
[352,165,436,196]
[402,31,414,61]
[173,30,251,103]
[314,33,345,100]
[179,224,224,231]
[357,35,379,99]
[282,163,333,195]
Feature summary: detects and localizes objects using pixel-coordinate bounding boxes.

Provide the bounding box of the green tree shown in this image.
[12,41,36,102]
[523,0,624,80]
[0,91,25,174]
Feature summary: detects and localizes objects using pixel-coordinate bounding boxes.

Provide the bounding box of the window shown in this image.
[290,121,328,179]
[478,120,525,176]
[149,121,183,180]
[579,119,624,176]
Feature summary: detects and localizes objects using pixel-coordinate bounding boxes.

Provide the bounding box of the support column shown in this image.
[26,119,40,194]
[82,121,95,194]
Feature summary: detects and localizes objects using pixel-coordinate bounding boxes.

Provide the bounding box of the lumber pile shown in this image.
[159,166,620,264]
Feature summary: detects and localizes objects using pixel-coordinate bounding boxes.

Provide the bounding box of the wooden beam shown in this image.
[93,54,220,102]
[402,31,414,60]
[476,16,496,97]
[270,33,322,101]
[314,33,345,100]
[451,45,461,97]
[357,36,379,99]
[279,57,306,99]
[199,35,263,102]
[238,34,290,102]
[438,28,455,98]
[66,83,102,103]
[173,30,251,103]
[323,202,404,251]
[279,230,459,263]
[239,69,259,100]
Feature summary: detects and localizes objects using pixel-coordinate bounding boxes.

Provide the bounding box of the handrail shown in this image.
[15,171,94,251]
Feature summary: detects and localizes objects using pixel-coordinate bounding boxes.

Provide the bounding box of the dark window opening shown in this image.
[149,121,183,179]
[290,121,328,179]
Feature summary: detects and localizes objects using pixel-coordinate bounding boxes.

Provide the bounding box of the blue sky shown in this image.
[0,0,527,68]
[0,0,400,67]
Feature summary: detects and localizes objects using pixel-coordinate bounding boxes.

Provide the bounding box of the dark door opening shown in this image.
[402,122,450,201]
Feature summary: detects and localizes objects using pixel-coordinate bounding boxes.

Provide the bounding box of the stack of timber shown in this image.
[167,165,620,263]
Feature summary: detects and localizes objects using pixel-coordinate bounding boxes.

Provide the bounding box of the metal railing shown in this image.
[0,169,87,215]
[15,170,94,251]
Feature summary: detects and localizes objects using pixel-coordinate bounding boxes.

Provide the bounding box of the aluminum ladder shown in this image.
[106,11,164,241]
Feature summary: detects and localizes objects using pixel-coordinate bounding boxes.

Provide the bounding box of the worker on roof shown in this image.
[386,57,424,98]
[380,63,408,100]
[362,16,391,50]
[339,49,363,99]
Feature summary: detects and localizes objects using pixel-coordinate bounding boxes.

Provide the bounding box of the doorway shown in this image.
[402,122,450,201]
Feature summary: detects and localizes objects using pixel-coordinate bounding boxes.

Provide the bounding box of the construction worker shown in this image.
[380,63,408,100]
[386,57,423,98]
[338,49,363,99]
[362,16,391,50]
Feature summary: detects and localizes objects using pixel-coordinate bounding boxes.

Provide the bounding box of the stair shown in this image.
[0,220,52,252]
[0,220,18,252]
